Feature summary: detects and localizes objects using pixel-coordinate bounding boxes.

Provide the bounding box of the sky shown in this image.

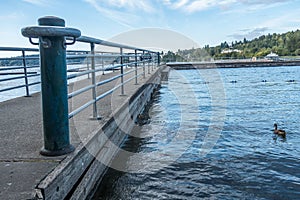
[1,0,300,52]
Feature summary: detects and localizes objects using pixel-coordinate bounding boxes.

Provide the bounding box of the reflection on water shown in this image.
[93,66,300,200]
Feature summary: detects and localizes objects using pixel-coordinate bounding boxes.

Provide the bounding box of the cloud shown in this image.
[84,0,156,28]
[0,12,23,20]
[85,0,155,13]
[228,27,269,41]
[236,0,292,13]
[22,0,49,6]
[240,0,290,5]
[258,8,300,32]
[172,0,193,9]
[84,0,134,28]
[227,6,300,41]
[84,0,297,32]
[162,0,224,12]
[103,0,155,12]
[163,0,294,13]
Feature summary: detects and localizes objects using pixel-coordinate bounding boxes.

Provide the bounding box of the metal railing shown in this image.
[0,47,40,98]
[65,36,159,120]
[0,41,159,104]
[1,16,160,156]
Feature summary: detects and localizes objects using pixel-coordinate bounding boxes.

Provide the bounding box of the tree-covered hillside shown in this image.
[162,29,300,62]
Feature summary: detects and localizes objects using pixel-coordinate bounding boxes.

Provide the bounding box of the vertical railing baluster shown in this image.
[102,52,105,75]
[120,47,125,95]
[135,49,138,85]
[148,52,150,74]
[142,50,146,78]
[157,52,160,67]
[22,50,30,97]
[86,51,90,79]
[151,53,154,71]
[90,43,100,119]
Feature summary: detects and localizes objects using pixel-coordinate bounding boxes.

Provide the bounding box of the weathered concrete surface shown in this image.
[0,65,163,200]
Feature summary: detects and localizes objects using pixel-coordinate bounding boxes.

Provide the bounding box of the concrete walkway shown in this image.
[0,66,160,199]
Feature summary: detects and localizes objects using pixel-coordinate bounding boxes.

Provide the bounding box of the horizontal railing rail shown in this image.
[0,47,40,99]
[65,35,158,120]
[0,46,158,101]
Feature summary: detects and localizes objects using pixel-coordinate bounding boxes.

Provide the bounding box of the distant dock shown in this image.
[166,59,300,69]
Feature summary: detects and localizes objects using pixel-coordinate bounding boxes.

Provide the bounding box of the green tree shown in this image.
[162,51,176,62]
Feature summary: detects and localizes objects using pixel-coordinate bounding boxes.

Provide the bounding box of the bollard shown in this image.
[21,16,81,156]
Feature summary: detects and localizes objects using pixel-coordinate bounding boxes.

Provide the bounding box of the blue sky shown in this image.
[1,0,300,51]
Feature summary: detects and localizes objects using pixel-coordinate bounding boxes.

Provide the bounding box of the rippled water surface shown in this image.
[93,66,300,200]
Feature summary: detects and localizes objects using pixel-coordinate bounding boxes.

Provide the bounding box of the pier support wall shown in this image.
[34,66,165,200]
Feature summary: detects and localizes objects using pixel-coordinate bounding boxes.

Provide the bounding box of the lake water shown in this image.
[94,66,300,199]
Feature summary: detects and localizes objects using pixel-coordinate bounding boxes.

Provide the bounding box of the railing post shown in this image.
[86,51,90,79]
[151,53,154,71]
[135,49,138,84]
[120,47,125,95]
[102,52,105,75]
[142,51,146,78]
[157,52,160,66]
[148,52,151,74]
[90,43,101,120]
[21,50,30,97]
[22,16,81,156]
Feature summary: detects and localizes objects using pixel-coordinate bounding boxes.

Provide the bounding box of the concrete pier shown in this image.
[0,66,165,199]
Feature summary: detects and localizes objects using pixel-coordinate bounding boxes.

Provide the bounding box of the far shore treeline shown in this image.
[162,29,300,62]
[1,29,300,66]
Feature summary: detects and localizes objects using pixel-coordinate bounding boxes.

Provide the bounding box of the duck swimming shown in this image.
[273,123,286,137]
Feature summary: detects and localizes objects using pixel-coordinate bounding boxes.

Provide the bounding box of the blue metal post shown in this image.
[22,16,81,156]
[39,17,73,156]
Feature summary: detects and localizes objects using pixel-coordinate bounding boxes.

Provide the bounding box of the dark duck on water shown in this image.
[273,123,286,137]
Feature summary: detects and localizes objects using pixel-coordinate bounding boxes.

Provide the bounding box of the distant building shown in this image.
[265,52,279,61]
[221,49,242,54]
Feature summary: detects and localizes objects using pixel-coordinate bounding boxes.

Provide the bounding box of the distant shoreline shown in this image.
[167,60,300,69]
